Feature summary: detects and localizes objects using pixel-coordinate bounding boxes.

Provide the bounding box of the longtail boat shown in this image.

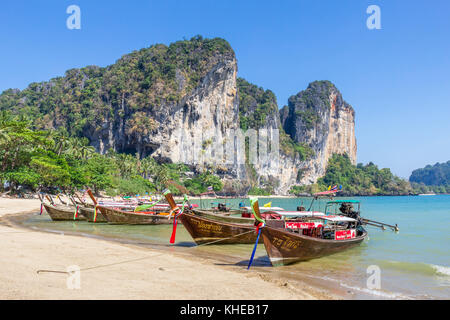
[250,198,368,266]
[43,203,86,221]
[96,206,173,225]
[78,206,107,223]
[178,212,260,244]
[191,208,278,224]
[163,190,283,245]
[86,188,184,225]
[68,194,107,223]
[180,209,327,246]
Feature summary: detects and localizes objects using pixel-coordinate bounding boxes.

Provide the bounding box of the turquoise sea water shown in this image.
[23,195,450,299]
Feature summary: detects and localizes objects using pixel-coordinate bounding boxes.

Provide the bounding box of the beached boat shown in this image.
[179,212,261,244]
[250,199,368,266]
[260,218,367,266]
[85,189,173,225]
[191,208,281,224]
[163,191,283,245]
[77,205,108,223]
[43,203,86,221]
[96,205,173,225]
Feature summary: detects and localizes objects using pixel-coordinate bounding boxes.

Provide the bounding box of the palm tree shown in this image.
[154,165,170,191]
[140,157,158,179]
[64,137,96,160]
[51,129,70,156]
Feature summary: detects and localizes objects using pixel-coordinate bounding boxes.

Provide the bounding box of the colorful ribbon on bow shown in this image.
[247,197,265,270]
[169,194,188,244]
[247,224,264,270]
[73,205,79,220]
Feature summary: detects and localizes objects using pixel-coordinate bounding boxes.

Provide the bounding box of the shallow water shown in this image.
[23,195,450,299]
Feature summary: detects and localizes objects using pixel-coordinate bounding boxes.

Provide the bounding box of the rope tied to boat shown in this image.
[36,228,258,276]
[194,229,256,247]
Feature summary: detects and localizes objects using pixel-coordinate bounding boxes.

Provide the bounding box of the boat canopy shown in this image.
[318,215,357,222]
[271,211,325,217]
[326,200,360,204]
[242,206,285,211]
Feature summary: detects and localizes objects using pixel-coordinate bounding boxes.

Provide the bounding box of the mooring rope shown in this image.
[35,228,256,275]
[194,229,255,247]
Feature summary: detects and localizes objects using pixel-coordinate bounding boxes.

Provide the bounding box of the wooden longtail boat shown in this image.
[68,194,107,223]
[78,206,108,223]
[163,191,278,245]
[43,203,86,221]
[97,205,172,225]
[250,199,368,266]
[179,212,261,245]
[85,188,196,225]
[192,209,254,224]
[259,220,367,266]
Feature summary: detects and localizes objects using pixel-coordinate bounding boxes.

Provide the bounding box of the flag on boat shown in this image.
[263,202,272,208]
[330,185,338,191]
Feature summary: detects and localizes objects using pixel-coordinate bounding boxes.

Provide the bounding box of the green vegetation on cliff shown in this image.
[0,112,222,195]
[287,80,337,130]
[290,154,415,196]
[237,77,278,131]
[409,161,450,186]
[237,78,314,161]
[0,36,233,139]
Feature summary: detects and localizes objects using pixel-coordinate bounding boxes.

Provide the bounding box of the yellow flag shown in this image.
[328,185,331,190]
[263,202,272,208]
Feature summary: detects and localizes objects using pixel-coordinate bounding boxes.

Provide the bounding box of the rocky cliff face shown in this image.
[151,55,246,180]
[0,37,357,195]
[0,37,246,182]
[280,81,357,185]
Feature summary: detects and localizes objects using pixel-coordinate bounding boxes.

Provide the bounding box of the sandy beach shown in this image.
[0,197,334,300]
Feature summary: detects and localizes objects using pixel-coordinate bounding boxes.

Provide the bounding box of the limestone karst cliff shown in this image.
[0,37,357,194]
[280,81,357,187]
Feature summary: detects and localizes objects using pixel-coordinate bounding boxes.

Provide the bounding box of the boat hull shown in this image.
[78,206,107,223]
[43,204,86,221]
[98,206,172,225]
[192,209,253,224]
[260,225,367,266]
[179,213,260,245]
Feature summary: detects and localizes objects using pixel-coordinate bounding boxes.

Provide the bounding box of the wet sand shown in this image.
[0,197,335,300]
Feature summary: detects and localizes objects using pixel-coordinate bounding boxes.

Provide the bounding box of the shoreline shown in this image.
[0,197,338,300]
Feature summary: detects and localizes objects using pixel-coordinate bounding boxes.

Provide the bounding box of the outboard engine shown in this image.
[339,203,362,226]
[339,203,359,218]
[217,203,229,212]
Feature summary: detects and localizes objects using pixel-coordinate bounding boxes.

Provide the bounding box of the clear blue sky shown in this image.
[1,0,449,178]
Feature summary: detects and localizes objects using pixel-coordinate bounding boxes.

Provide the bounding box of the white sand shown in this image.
[0,197,332,300]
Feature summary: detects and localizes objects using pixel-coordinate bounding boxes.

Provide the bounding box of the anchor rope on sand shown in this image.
[35,229,256,275]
